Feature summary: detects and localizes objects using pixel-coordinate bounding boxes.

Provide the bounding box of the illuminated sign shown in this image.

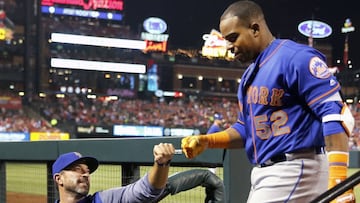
[113,125,164,137]
[163,128,200,136]
[76,125,113,137]
[0,96,22,109]
[155,90,184,97]
[203,29,226,47]
[201,29,234,59]
[141,32,169,42]
[141,17,168,52]
[0,132,29,141]
[51,58,146,74]
[143,17,167,34]
[298,20,332,38]
[0,27,13,40]
[202,47,230,58]
[41,5,123,21]
[342,18,355,33]
[51,33,146,49]
[144,41,167,52]
[30,132,70,141]
[41,0,124,11]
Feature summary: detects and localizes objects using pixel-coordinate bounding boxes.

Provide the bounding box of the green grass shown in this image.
[6,163,47,195]
[5,163,360,202]
[348,168,360,199]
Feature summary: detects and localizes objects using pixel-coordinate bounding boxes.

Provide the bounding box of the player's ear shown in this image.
[54,173,63,185]
[250,22,260,36]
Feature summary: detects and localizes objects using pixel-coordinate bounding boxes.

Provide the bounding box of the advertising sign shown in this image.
[0,96,22,109]
[341,18,355,33]
[143,17,167,34]
[141,17,168,52]
[41,0,124,11]
[141,32,169,42]
[144,41,167,52]
[0,132,29,141]
[113,125,163,137]
[30,132,70,141]
[201,29,234,59]
[298,20,332,38]
[76,125,113,137]
[163,128,201,136]
[0,27,13,40]
[41,6,123,21]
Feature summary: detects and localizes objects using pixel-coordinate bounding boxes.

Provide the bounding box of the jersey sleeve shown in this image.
[285,49,347,136]
[230,102,246,141]
[285,49,341,108]
[311,100,348,136]
[97,173,164,202]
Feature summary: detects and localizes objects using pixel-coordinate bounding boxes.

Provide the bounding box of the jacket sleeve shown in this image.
[96,173,164,203]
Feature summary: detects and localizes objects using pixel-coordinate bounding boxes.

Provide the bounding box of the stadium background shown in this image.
[0,0,359,202]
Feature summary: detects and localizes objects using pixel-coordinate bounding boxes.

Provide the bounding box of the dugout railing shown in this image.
[0,137,359,203]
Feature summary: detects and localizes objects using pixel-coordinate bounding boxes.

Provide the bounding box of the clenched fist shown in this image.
[181,135,208,159]
[331,189,355,203]
[153,143,175,165]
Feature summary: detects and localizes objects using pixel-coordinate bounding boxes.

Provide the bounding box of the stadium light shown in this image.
[51,33,146,50]
[51,58,146,73]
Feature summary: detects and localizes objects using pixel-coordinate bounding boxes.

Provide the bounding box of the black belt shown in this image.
[258,146,326,168]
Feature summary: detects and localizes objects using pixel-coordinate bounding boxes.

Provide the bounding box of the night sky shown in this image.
[124,0,359,67]
[3,0,359,67]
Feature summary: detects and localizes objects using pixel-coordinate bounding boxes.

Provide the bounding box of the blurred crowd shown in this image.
[0,107,58,132]
[0,91,60,133]
[30,94,238,129]
[1,90,360,150]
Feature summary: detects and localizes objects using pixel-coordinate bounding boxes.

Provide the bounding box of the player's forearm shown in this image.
[325,132,352,193]
[200,128,243,149]
[324,132,349,152]
[148,163,170,189]
[226,128,243,148]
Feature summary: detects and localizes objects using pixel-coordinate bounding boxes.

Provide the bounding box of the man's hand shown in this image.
[328,151,356,203]
[181,135,208,159]
[329,176,355,203]
[153,143,175,165]
[332,191,355,203]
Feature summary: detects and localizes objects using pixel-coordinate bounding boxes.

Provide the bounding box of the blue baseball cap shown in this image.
[214,113,223,120]
[52,152,99,177]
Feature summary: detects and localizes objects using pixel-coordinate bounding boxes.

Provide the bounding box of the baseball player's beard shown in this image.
[76,181,90,195]
[65,180,90,197]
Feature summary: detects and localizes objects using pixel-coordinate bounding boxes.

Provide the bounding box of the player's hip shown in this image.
[248,156,327,202]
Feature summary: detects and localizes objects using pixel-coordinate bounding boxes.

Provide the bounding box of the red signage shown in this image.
[0,96,22,109]
[41,0,124,11]
[144,41,167,52]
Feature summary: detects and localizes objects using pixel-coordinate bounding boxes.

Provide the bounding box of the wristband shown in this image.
[203,131,231,148]
[156,159,171,167]
[328,151,348,189]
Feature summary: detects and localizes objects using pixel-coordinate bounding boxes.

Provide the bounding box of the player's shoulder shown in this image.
[276,39,325,62]
[276,39,313,52]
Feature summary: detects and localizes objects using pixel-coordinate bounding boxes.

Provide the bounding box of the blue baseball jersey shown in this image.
[231,39,342,165]
[55,174,164,203]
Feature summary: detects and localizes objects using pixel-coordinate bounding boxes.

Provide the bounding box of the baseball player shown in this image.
[181,1,355,202]
[52,143,175,203]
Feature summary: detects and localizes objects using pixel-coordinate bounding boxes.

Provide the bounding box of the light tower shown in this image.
[341,18,355,67]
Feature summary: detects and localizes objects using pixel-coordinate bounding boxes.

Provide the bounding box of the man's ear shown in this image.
[54,174,63,185]
[250,23,260,36]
